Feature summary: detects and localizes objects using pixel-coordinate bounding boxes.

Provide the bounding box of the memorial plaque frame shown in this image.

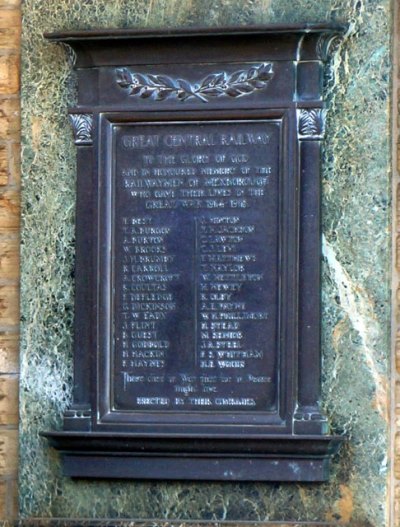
[43,25,346,481]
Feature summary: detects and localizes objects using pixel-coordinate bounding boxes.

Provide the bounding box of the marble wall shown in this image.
[20,0,392,525]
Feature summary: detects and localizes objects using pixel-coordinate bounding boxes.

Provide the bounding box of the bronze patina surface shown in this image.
[42,25,345,481]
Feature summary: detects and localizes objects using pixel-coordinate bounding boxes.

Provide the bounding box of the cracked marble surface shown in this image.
[20,0,391,525]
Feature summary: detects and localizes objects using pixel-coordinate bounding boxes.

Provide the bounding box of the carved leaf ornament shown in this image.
[69,113,93,144]
[298,109,326,138]
[116,63,274,102]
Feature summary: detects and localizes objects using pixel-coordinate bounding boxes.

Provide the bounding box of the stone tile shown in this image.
[0,479,6,519]
[0,376,17,425]
[396,433,400,480]
[0,145,8,186]
[0,10,20,51]
[0,55,19,95]
[7,477,18,519]
[397,178,400,204]
[8,142,19,186]
[395,485,400,527]
[0,334,18,373]
[0,285,19,326]
[396,381,400,413]
[0,100,19,143]
[0,237,19,280]
[0,191,19,230]
[397,145,400,175]
[396,337,400,373]
[0,429,17,476]
[0,0,20,8]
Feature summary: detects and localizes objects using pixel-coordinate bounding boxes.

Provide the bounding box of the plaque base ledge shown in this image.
[42,431,344,482]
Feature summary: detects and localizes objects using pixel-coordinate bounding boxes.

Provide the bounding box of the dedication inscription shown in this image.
[113,120,280,412]
[43,25,346,482]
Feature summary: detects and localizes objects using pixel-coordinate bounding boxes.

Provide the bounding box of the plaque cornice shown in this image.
[45,24,348,69]
[45,23,348,42]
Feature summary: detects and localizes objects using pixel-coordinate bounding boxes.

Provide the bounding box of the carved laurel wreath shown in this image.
[116,63,274,103]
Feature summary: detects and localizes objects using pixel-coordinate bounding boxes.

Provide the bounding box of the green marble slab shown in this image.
[19,0,392,525]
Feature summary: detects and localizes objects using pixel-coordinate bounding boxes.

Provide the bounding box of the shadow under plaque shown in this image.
[42,24,347,482]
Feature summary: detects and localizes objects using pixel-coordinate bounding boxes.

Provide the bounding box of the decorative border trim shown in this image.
[60,42,77,68]
[297,108,326,139]
[116,63,274,103]
[69,113,93,145]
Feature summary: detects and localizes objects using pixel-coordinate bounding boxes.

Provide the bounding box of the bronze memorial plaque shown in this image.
[43,25,346,481]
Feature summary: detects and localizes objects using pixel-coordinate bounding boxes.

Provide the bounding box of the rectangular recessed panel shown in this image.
[111,120,281,413]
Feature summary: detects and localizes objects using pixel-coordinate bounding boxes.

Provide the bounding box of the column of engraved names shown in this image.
[197,215,269,408]
[120,215,178,389]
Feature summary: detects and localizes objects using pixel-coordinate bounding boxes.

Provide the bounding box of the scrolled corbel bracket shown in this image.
[296,29,345,103]
[316,32,344,62]
[318,32,346,93]
[59,42,77,68]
